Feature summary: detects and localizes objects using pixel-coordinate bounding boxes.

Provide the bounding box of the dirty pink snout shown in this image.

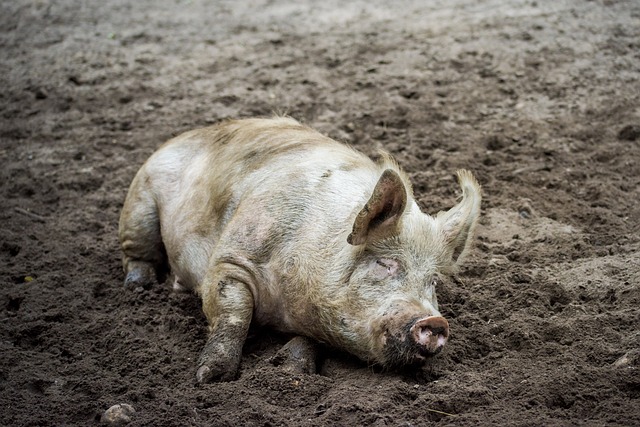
[410,316,449,353]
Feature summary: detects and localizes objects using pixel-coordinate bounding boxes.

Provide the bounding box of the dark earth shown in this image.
[1,0,639,425]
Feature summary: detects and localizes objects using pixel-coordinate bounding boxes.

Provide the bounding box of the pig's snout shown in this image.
[410,316,449,355]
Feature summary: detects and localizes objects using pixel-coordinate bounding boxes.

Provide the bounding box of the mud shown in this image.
[1,0,639,425]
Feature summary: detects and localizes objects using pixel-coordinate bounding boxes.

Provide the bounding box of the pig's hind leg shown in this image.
[196,272,254,383]
[271,336,319,375]
[118,174,166,289]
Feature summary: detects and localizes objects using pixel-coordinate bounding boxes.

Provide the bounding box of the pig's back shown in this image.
[143,117,379,289]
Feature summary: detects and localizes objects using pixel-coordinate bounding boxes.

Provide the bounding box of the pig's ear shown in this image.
[437,170,482,266]
[348,169,407,246]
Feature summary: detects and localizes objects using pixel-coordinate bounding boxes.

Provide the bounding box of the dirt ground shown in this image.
[1,0,639,425]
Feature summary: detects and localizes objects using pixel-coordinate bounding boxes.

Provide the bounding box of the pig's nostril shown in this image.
[411,316,449,350]
[427,316,449,338]
[426,323,446,337]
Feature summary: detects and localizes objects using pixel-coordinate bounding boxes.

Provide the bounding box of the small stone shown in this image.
[613,349,639,368]
[517,199,535,219]
[617,124,640,141]
[519,210,531,219]
[34,88,48,99]
[314,404,327,416]
[485,135,507,151]
[101,403,135,425]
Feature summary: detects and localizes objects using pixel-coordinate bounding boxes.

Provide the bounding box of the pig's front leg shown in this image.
[196,276,253,383]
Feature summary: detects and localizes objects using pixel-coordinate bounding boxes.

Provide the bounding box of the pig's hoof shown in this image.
[196,362,237,383]
[196,340,241,383]
[271,336,318,375]
[124,262,156,290]
[196,365,212,383]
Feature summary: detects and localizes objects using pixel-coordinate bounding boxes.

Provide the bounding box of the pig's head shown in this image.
[340,166,481,368]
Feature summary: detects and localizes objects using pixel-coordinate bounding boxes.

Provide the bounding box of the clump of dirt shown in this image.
[1,1,639,426]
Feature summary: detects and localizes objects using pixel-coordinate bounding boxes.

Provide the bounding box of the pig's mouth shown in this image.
[385,340,442,367]
[381,318,447,367]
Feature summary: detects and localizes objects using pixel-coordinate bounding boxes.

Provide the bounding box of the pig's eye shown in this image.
[376,259,391,270]
[430,276,442,289]
[372,258,399,277]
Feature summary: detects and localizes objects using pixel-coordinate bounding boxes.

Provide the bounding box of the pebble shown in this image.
[101,403,136,425]
[617,124,640,141]
[613,350,638,368]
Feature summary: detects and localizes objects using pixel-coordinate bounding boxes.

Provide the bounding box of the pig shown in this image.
[118,117,481,383]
